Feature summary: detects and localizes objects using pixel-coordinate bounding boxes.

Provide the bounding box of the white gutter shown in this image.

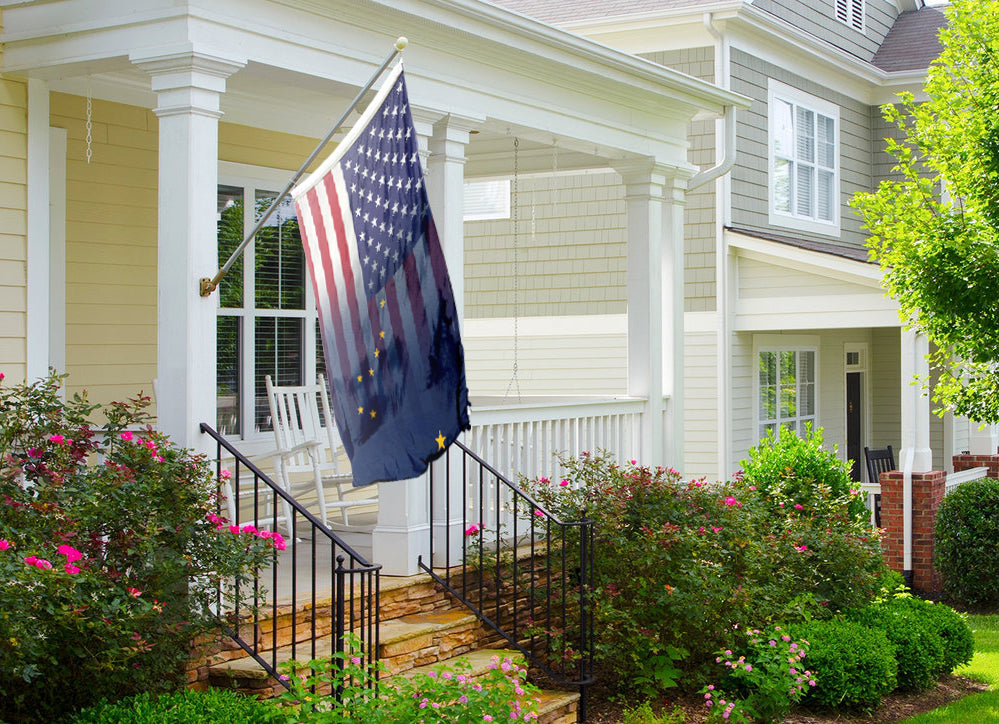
[688,13,738,191]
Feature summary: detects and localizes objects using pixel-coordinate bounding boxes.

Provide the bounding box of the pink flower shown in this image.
[795,544,808,552]
[220,469,232,480]
[57,545,83,563]
[351,656,361,666]
[724,496,738,507]
[27,448,41,459]
[465,523,480,536]
[539,477,550,485]
[23,556,37,566]
[127,587,142,598]
[711,526,723,534]
[240,525,257,535]
[33,558,52,570]
[559,479,569,487]
[272,533,287,551]
[484,716,494,722]
[48,435,65,445]
[534,510,545,519]
[629,460,637,465]
[153,456,165,463]
[0,373,4,381]
[120,431,134,442]
[228,525,240,535]
[64,564,81,575]
[794,504,804,510]
[0,540,10,551]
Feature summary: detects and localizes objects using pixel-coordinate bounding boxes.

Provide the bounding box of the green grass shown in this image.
[899,614,999,724]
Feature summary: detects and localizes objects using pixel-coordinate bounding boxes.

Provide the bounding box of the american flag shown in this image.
[292,63,469,487]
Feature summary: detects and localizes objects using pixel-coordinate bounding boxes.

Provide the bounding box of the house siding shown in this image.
[684,327,719,480]
[643,47,717,313]
[464,170,627,320]
[870,326,901,451]
[752,0,898,61]
[729,47,873,252]
[0,74,26,383]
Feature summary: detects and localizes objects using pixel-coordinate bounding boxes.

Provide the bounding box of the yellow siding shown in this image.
[683,330,719,480]
[0,74,26,383]
[50,92,158,405]
[219,122,318,171]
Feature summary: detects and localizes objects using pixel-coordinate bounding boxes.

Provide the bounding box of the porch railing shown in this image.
[421,439,594,721]
[200,423,381,689]
[468,396,644,483]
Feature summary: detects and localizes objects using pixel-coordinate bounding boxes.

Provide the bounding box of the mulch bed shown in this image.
[585,675,989,723]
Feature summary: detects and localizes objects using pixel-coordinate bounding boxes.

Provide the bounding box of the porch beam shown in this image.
[132,48,245,451]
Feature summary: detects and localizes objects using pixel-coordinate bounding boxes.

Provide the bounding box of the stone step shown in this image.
[536,689,582,724]
[207,608,485,695]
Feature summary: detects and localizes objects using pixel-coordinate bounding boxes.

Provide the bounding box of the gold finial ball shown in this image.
[395,37,408,51]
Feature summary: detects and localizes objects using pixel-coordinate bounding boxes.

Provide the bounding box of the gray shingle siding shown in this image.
[751,0,898,62]
[730,47,873,252]
[642,47,718,312]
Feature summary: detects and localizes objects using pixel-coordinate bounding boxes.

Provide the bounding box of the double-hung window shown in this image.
[758,347,817,440]
[769,80,840,235]
[216,164,325,439]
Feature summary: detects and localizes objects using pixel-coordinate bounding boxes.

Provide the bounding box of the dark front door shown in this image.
[847,372,862,481]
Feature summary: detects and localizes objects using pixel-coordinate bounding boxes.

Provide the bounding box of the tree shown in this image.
[853,0,999,423]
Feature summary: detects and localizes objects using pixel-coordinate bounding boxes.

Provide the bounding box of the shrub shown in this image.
[740,424,869,523]
[0,374,277,722]
[70,689,281,723]
[935,478,999,606]
[520,442,885,692]
[902,598,975,672]
[788,620,896,710]
[847,596,947,691]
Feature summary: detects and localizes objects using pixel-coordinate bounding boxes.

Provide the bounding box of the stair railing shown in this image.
[420,439,594,721]
[200,423,381,691]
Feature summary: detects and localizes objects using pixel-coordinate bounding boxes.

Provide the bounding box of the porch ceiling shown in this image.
[0,0,748,175]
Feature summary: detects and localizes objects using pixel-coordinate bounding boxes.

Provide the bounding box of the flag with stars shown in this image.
[292,63,469,487]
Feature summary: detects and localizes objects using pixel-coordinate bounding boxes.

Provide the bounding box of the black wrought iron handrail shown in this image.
[420,439,594,721]
[200,423,381,692]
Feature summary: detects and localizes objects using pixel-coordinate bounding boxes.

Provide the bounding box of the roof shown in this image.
[726,227,873,263]
[872,6,948,71]
[485,0,734,25]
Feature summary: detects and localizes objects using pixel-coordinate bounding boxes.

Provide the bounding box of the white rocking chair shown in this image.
[265,374,377,529]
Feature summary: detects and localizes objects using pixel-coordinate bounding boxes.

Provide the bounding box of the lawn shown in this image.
[899,614,999,724]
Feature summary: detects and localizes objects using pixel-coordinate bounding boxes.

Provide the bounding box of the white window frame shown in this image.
[754,334,820,442]
[217,161,320,450]
[767,80,841,236]
[464,178,511,221]
[835,0,866,33]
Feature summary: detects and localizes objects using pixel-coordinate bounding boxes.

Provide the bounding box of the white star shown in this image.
[363,255,370,266]
[392,202,399,213]
[355,207,361,217]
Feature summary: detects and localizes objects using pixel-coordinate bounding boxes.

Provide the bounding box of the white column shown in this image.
[899,328,932,580]
[132,50,245,451]
[617,160,690,469]
[26,78,51,381]
[372,475,430,576]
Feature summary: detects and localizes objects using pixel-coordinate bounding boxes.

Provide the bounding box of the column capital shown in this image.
[131,46,246,119]
[613,157,695,194]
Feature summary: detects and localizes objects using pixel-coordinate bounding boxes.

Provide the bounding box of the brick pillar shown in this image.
[879,469,947,593]
[953,452,999,478]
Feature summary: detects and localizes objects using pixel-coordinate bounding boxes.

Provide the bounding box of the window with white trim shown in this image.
[835,0,865,32]
[216,173,324,438]
[464,179,510,221]
[758,348,817,440]
[768,80,840,235]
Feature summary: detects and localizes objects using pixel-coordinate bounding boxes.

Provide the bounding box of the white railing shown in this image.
[946,466,988,492]
[466,396,646,485]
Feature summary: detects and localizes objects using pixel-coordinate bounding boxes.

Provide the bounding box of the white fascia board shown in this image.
[734,307,902,331]
[727,230,885,289]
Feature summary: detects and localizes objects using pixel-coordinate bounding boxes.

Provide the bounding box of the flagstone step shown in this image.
[536,689,582,724]
[208,608,485,694]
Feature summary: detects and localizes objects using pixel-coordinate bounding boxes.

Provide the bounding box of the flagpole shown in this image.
[200,36,409,297]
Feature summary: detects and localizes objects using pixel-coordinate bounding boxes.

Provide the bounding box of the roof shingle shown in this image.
[872,6,947,72]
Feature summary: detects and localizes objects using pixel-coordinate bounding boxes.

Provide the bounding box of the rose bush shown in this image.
[0,373,277,722]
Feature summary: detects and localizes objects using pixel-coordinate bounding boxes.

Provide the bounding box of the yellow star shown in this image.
[379,331,385,339]
[380,299,386,308]
[358,406,364,415]
[374,349,380,358]
[368,368,374,377]
[370,409,377,419]
[435,430,447,450]
[356,374,362,383]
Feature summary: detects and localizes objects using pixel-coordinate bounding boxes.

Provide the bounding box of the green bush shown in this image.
[848,596,947,691]
[0,374,277,722]
[70,689,281,723]
[519,439,885,693]
[740,424,869,522]
[935,478,999,606]
[788,620,896,710]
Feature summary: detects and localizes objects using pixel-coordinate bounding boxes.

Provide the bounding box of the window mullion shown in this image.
[242,184,257,439]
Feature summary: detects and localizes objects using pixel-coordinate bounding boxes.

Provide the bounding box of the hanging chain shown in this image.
[85,77,93,164]
[504,137,522,403]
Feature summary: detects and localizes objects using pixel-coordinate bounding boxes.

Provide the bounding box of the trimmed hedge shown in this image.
[788,620,896,710]
[69,689,281,724]
[935,478,999,606]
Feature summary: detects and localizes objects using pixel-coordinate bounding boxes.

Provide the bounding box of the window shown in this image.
[768,80,840,235]
[758,348,817,440]
[464,179,510,221]
[835,0,865,32]
[216,166,324,438]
